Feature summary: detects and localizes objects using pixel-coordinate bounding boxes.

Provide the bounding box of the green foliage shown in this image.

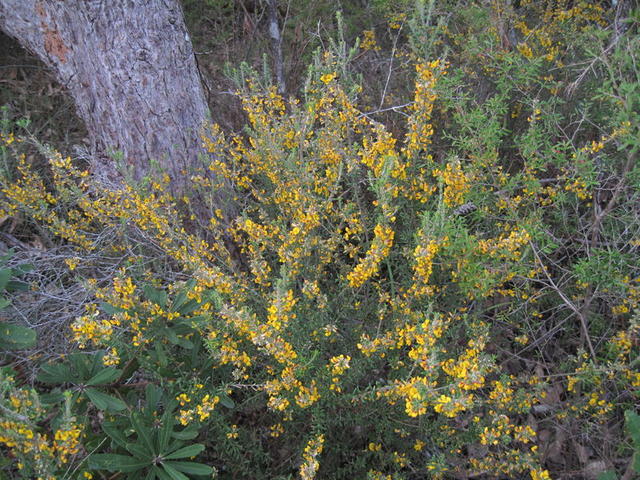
[0,250,35,352]
[90,386,212,480]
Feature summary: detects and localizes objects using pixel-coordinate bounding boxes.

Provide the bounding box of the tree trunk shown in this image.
[0,0,209,190]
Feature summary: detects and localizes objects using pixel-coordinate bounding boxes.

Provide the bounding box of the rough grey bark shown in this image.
[0,0,209,189]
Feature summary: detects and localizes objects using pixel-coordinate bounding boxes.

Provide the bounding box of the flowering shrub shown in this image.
[1,2,639,479]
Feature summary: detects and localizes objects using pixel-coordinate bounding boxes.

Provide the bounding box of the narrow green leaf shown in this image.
[218,392,235,409]
[164,444,204,460]
[103,423,129,449]
[145,383,162,411]
[126,442,153,460]
[0,269,11,290]
[153,465,173,480]
[161,463,189,480]
[144,467,157,480]
[89,453,149,472]
[132,413,156,454]
[171,425,199,441]
[177,299,200,315]
[166,461,214,476]
[176,337,194,350]
[85,388,127,411]
[157,409,174,453]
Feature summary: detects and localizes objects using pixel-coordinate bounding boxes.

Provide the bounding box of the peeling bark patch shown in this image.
[42,25,69,63]
[35,0,69,63]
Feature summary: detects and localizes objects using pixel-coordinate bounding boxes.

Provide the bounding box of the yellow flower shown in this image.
[320,73,337,84]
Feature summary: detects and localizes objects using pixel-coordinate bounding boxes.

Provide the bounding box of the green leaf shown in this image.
[126,442,153,460]
[40,391,65,404]
[176,337,194,350]
[6,279,29,292]
[0,323,37,350]
[165,461,214,476]
[85,388,127,411]
[144,468,158,480]
[164,444,205,460]
[157,409,174,453]
[89,453,149,472]
[166,328,180,345]
[38,362,72,384]
[626,410,640,446]
[218,392,235,409]
[100,302,124,315]
[172,425,199,441]
[171,280,197,312]
[145,383,163,411]
[0,297,10,309]
[103,423,130,449]
[144,285,168,308]
[154,342,168,367]
[161,463,189,480]
[176,299,200,316]
[596,472,617,480]
[0,269,11,290]
[153,465,173,480]
[87,367,121,386]
[132,413,156,454]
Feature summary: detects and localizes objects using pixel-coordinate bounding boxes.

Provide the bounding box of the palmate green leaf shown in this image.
[85,387,127,411]
[89,453,149,472]
[164,444,205,460]
[165,461,214,476]
[86,367,121,386]
[161,462,190,480]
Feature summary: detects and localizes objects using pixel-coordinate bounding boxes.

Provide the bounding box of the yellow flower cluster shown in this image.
[53,423,82,464]
[347,223,395,288]
[179,394,220,425]
[432,160,472,207]
[299,434,325,480]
